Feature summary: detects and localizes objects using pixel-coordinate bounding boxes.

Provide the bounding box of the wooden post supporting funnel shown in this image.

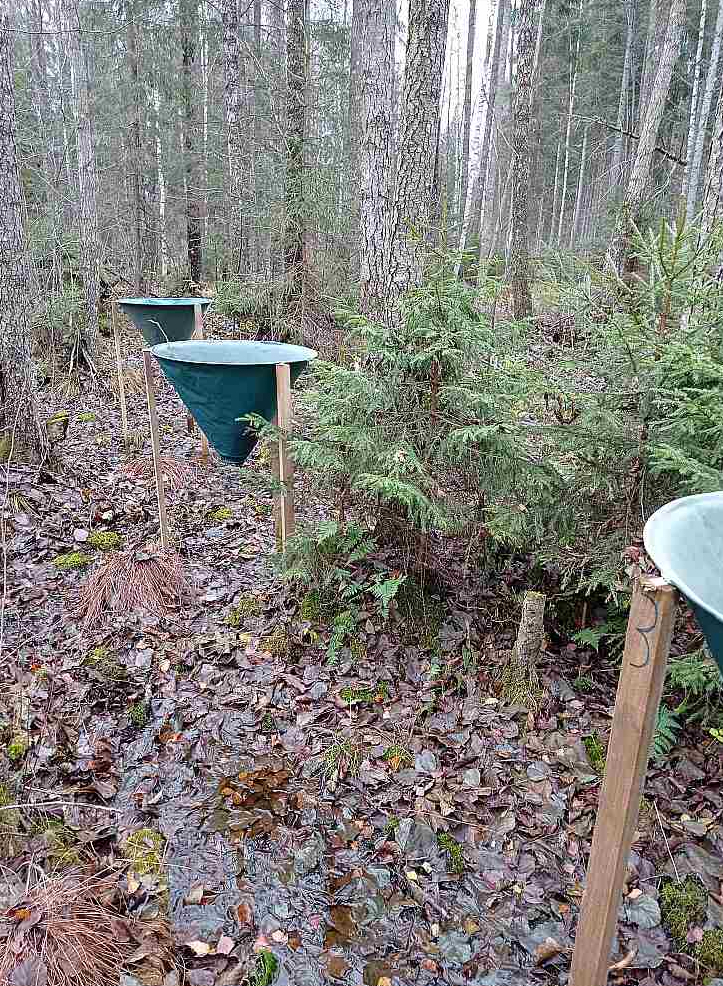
[570,576,678,986]
[274,362,295,551]
[143,349,170,551]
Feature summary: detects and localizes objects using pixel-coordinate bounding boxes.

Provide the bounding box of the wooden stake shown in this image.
[112,302,129,450]
[143,349,170,551]
[193,302,209,462]
[570,576,678,986]
[274,362,295,550]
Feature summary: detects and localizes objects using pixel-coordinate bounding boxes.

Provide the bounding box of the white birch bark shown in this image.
[682,0,707,213]
[458,0,476,244]
[570,123,588,246]
[687,0,723,219]
[556,0,582,244]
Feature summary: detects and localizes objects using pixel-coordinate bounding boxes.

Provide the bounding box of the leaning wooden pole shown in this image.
[112,302,129,450]
[193,302,209,463]
[143,349,170,551]
[570,576,678,986]
[274,362,295,551]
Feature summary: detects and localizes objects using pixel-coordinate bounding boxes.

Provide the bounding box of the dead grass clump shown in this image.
[0,870,133,986]
[77,545,193,628]
[124,456,194,491]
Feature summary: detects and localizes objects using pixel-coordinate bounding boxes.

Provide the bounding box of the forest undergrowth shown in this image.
[3,221,723,986]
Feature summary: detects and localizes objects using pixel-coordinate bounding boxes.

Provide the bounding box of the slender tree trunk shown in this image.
[458,0,477,244]
[126,0,145,294]
[154,85,167,280]
[357,0,396,314]
[509,0,534,318]
[639,0,662,119]
[548,129,561,245]
[556,0,582,244]
[610,0,634,186]
[285,0,307,297]
[387,0,451,297]
[570,124,588,246]
[68,0,99,364]
[200,4,209,260]
[701,84,723,246]
[687,0,723,219]
[0,15,47,460]
[606,0,686,275]
[181,0,202,285]
[682,0,707,213]
[532,0,547,87]
[222,0,245,273]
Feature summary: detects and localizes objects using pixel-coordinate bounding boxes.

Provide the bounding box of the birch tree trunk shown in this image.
[0,15,46,460]
[570,124,588,246]
[687,0,723,219]
[701,85,723,247]
[509,0,534,318]
[458,0,476,244]
[387,0,450,298]
[607,0,686,276]
[285,0,307,298]
[681,0,706,214]
[68,0,99,365]
[153,85,167,280]
[181,0,202,285]
[357,0,396,314]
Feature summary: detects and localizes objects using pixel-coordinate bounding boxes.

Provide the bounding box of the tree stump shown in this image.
[499,590,546,707]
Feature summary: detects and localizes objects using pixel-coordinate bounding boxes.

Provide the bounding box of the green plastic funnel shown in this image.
[151,340,317,465]
[643,493,723,675]
[118,297,211,347]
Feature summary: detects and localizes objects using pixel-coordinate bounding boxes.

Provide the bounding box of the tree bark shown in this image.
[701,84,723,247]
[68,0,99,364]
[386,0,450,298]
[556,0,583,244]
[687,0,723,219]
[181,0,202,285]
[610,0,634,186]
[458,0,477,245]
[285,0,307,298]
[222,0,252,274]
[681,0,707,214]
[500,590,546,706]
[0,15,46,460]
[357,0,396,315]
[126,0,145,294]
[509,0,534,318]
[606,0,685,276]
[570,124,588,246]
[153,84,167,280]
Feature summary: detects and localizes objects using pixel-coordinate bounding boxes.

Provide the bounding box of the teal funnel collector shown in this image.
[643,493,723,675]
[151,340,317,465]
[118,297,211,347]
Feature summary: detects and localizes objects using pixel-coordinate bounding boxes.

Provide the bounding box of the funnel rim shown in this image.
[643,491,723,622]
[151,340,318,367]
[118,297,211,308]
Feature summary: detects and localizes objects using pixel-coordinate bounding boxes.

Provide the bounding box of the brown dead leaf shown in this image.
[534,937,567,966]
[608,949,637,972]
[216,936,235,955]
[185,940,211,957]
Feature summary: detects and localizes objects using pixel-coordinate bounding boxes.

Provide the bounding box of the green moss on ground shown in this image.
[210,506,233,522]
[128,701,148,728]
[696,929,723,974]
[85,646,127,681]
[260,628,290,657]
[349,636,367,661]
[340,682,388,704]
[300,591,321,622]
[437,832,465,874]
[7,734,28,763]
[383,744,413,770]
[0,784,20,859]
[660,877,707,949]
[53,551,91,570]
[227,595,262,626]
[87,531,122,551]
[583,733,607,774]
[37,821,82,868]
[77,412,96,423]
[122,827,166,875]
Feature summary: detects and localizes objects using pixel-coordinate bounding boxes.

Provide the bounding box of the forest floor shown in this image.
[3,323,723,986]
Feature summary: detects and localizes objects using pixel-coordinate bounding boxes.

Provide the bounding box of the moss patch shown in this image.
[129,701,148,728]
[77,412,96,423]
[349,636,367,661]
[260,628,291,657]
[397,582,445,650]
[87,530,122,551]
[0,436,11,462]
[696,929,723,974]
[583,733,607,775]
[39,821,82,868]
[210,506,233,522]
[53,551,91,570]
[437,832,465,874]
[340,682,388,704]
[300,591,321,622]
[250,949,278,986]
[660,877,707,949]
[0,784,20,859]
[227,595,262,626]
[85,646,127,682]
[122,828,165,875]
[383,744,413,770]
[7,734,28,763]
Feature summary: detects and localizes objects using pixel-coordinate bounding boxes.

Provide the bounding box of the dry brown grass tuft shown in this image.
[0,870,134,986]
[123,456,194,492]
[77,544,193,627]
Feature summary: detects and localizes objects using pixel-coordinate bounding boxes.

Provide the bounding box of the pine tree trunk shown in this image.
[509,0,534,318]
[386,0,450,298]
[458,0,477,244]
[687,0,723,219]
[68,2,99,364]
[0,16,47,460]
[181,0,202,285]
[606,0,685,275]
[357,0,396,314]
[285,0,307,298]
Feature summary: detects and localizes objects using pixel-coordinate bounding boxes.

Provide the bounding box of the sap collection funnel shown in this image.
[151,340,317,465]
[644,493,723,675]
[118,297,211,347]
